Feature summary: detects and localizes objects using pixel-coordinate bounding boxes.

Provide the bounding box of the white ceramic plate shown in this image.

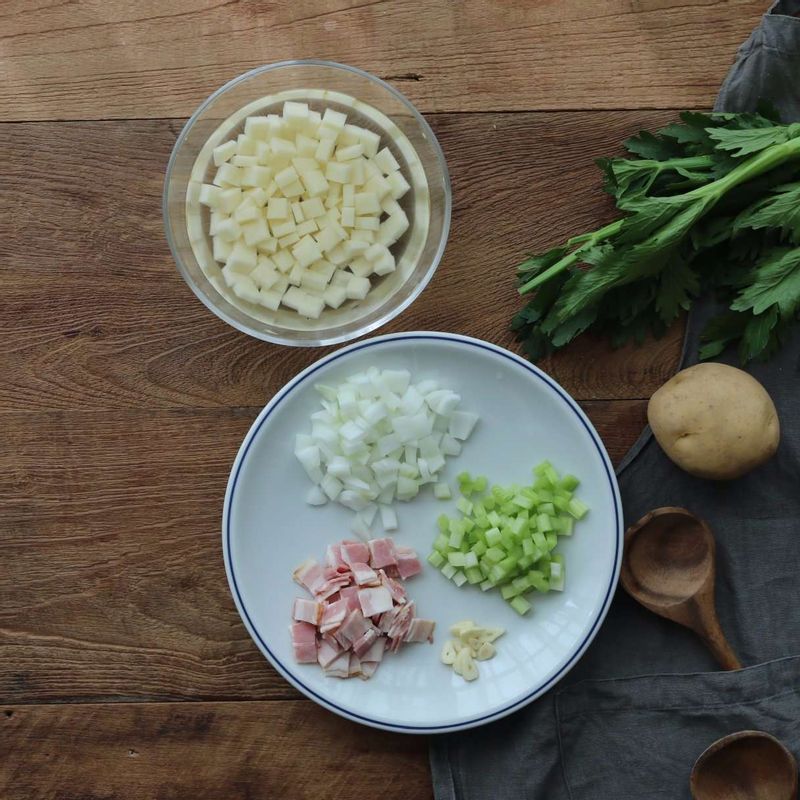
[223,332,622,733]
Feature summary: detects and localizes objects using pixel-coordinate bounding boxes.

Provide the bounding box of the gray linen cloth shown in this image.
[430,4,800,797]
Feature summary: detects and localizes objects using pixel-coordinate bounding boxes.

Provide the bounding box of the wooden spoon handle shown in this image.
[691,599,742,671]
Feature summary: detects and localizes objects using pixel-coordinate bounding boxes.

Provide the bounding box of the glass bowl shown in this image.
[163,60,451,347]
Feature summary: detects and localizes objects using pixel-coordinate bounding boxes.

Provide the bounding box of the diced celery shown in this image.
[465,566,483,584]
[434,482,452,500]
[501,583,521,600]
[560,474,580,491]
[441,563,457,580]
[456,497,473,515]
[545,531,558,550]
[512,575,530,592]
[473,476,487,492]
[485,546,505,564]
[480,579,495,592]
[510,596,532,615]
[544,464,559,486]
[482,496,496,511]
[487,510,501,527]
[464,551,479,568]
[499,556,517,574]
[427,551,445,568]
[528,571,549,593]
[553,495,571,512]
[537,513,553,532]
[539,502,555,516]
[457,471,472,483]
[489,565,506,583]
[485,527,502,547]
[437,514,450,533]
[448,551,467,567]
[533,460,551,477]
[462,517,476,533]
[532,531,547,551]
[452,570,467,587]
[472,540,487,557]
[512,494,534,510]
[433,532,449,553]
[518,555,533,570]
[568,498,589,519]
[522,538,535,557]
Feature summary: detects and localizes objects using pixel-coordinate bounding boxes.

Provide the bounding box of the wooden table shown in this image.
[0,2,766,797]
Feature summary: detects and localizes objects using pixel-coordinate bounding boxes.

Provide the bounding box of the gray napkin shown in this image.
[431,4,800,797]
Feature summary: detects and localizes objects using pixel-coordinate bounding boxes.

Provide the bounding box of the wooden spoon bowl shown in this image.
[691,730,798,800]
[621,507,741,670]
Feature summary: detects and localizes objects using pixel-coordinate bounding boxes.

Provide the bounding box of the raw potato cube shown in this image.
[331,269,351,287]
[335,143,364,161]
[373,248,396,276]
[315,138,335,162]
[340,206,355,227]
[387,171,411,199]
[347,238,369,254]
[295,134,318,157]
[233,197,260,223]
[212,141,237,167]
[300,197,326,219]
[364,242,387,263]
[244,116,270,140]
[354,192,381,215]
[270,219,296,238]
[324,283,347,309]
[255,141,272,164]
[232,275,261,304]
[283,101,309,126]
[241,165,272,188]
[236,135,259,156]
[339,124,362,146]
[325,161,352,184]
[266,197,289,219]
[346,275,371,300]
[381,196,402,216]
[231,155,259,167]
[374,147,400,174]
[351,229,375,243]
[199,184,223,208]
[358,128,381,158]
[309,258,335,283]
[321,108,347,133]
[315,224,345,253]
[258,287,285,311]
[324,182,342,209]
[266,114,285,135]
[283,286,325,319]
[296,219,318,237]
[270,137,296,158]
[244,187,268,207]
[291,202,305,223]
[278,231,300,248]
[275,165,299,189]
[301,170,329,197]
[214,163,243,187]
[349,256,373,278]
[327,244,348,265]
[213,236,233,263]
[257,237,278,254]
[343,184,355,206]
[251,259,279,290]
[263,180,279,199]
[292,156,319,176]
[292,234,323,268]
[273,249,295,273]
[209,211,226,235]
[241,217,270,246]
[288,262,305,287]
[222,265,239,288]
[281,180,305,197]
[227,241,258,273]
[215,217,241,242]
[363,158,380,180]
[365,174,392,198]
[349,158,366,186]
[377,209,410,246]
[355,216,380,231]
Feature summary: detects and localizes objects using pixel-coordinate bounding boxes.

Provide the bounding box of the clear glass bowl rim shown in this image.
[162,59,452,347]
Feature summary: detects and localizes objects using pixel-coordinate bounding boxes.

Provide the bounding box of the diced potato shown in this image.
[349,158,366,186]
[354,192,381,215]
[199,184,223,208]
[324,182,342,209]
[236,135,259,156]
[351,229,375,243]
[323,283,348,309]
[257,237,278,254]
[281,180,305,198]
[209,211,226,236]
[232,275,261,304]
[377,209,410,246]
[364,243,387,263]
[244,116,270,140]
[266,197,289,219]
[302,110,322,137]
[349,256,373,278]
[214,163,243,187]
[340,207,355,227]
[325,161,352,184]
[301,170,329,197]
[292,156,319,176]
[373,248,396,276]
[283,286,324,319]
[241,217,270,246]
[258,287,285,311]
[251,259,279,290]
[331,269,351,287]
[283,101,309,126]
[387,170,411,200]
[215,217,241,242]
[355,216,380,231]
[315,224,345,253]
[270,219,296,238]
[339,124,362,146]
[263,180,279,200]
[233,197,260,223]
[358,128,381,158]
[270,137,296,158]
[291,201,305,223]
[212,141,237,167]
[364,174,392,198]
[273,249,295,273]
[231,154,259,167]
[300,197,326,219]
[321,108,347,133]
[346,274,371,300]
[335,143,364,162]
[295,134,318,157]
[266,114,285,135]
[288,262,305,287]
[296,219,318,237]
[222,265,239,288]
[278,231,300,248]
[243,187,268,207]
[292,234,323,268]
[213,236,233,263]
[255,141,272,164]
[327,244,349,266]
[343,184,355,206]
[275,165,299,189]
[374,147,400,174]
[314,138,335,162]
[241,165,272,189]
[227,241,258,273]
[381,196,402,216]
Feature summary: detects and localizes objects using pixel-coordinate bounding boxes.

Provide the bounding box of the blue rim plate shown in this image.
[223,332,623,733]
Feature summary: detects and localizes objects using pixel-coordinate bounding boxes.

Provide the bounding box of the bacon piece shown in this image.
[341,540,370,566]
[359,661,379,679]
[359,636,386,664]
[292,597,322,625]
[290,621,317,663]
[387,603,415,651]
[313,569,352,602]
[367,537,397,569]
[358,585,394,618]
[338,609,372,645]
[348,653,362,677]
[351,562,379,586]
[395,546,422,580]
[378,569,407,604]
[292,558,325,595]
[404,618,435,643]
[319,598,349,634]
[317,637,342,668]
[353,627,380,658]
[377,606,399,633]
[324,650,351,678]
[339,585,361,612]
[325,543,346,569]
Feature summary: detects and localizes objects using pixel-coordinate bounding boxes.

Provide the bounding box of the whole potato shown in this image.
[647,362,779,480]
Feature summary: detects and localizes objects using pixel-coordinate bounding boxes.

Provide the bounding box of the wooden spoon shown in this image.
[690,730,798,800]
[620,506,741,670]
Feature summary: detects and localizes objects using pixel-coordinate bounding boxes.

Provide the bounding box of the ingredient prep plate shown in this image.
[223,332,622,732]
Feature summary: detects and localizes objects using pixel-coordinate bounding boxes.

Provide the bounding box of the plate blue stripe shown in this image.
[223,333,622,733]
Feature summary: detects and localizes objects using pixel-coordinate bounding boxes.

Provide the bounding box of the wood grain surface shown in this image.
[0,0,761,120]
[0,0,765,796]
[0,701,433,800]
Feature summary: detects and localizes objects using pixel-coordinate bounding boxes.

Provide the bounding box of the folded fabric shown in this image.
[431,5,800,798]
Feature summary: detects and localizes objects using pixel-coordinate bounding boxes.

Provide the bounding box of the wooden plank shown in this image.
[0,0,762,121]
[0,400,645,703]
[0,700,432,800]
[0,111,683,415]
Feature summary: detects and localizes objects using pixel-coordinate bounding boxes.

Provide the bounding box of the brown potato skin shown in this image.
[647,363,780,480]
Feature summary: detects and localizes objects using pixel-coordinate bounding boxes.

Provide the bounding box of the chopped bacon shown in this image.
[290,622,317,663]
[319,598,349,634]
[404,618,436,643]
[395,547,423,580]
[341,540,370,566]
[368,537,397,569]
[351,562,379,586]
[358,585,394,618]
[292,597,322,625]
[291,537,432,679]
